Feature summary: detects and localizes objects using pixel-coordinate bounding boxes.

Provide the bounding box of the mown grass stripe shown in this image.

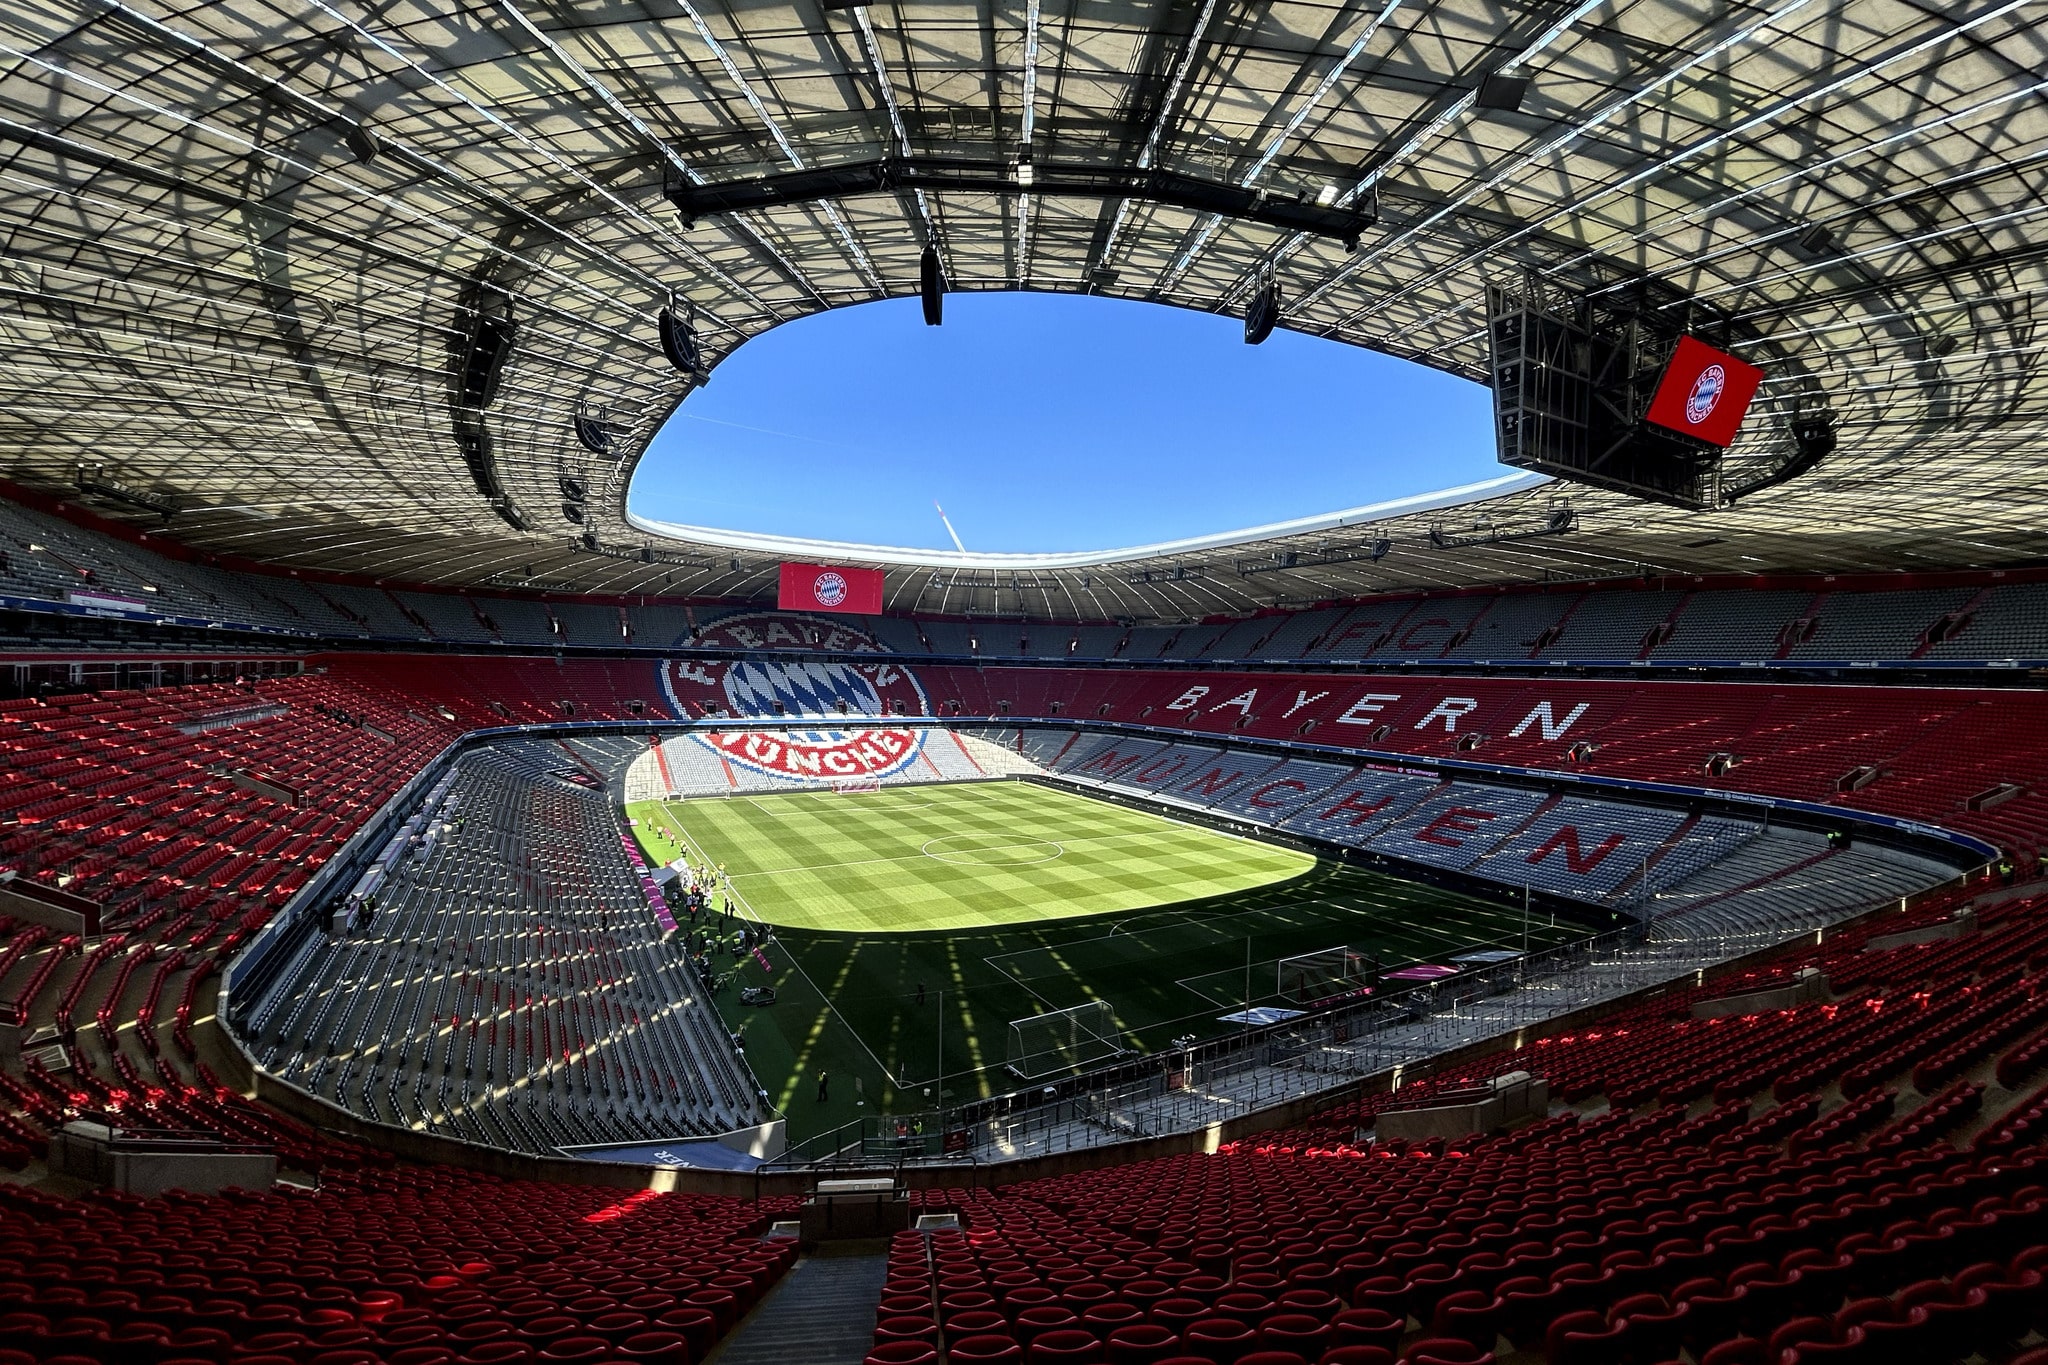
[623,781,1603,1145]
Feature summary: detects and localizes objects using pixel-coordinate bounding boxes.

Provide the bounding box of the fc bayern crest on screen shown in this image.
[1686,364,1726,425]
[812,571,848,607]
[660,612,930,782]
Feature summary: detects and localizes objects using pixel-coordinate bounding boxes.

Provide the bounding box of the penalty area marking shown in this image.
[799,790,941,809]
[921,835,1066,867]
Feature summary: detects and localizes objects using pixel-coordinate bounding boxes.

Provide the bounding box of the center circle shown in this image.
[921,835,1066,866]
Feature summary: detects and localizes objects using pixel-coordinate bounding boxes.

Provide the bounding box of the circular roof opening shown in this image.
[628,291,1508,564]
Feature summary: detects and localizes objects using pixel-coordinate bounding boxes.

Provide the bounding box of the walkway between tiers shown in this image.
[710,1247,888,1365]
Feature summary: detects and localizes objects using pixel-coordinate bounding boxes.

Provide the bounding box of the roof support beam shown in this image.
[671,156,1378,247]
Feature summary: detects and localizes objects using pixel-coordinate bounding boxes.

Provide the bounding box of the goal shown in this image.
[1277,946,1375,1005]
[829,777,881,794]
[1005,1000,1126,1078]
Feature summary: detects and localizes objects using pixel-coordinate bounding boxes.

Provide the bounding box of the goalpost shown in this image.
[829,776,881,794]
[1006,1000,1127,1078]
[1277,946,1375,1005]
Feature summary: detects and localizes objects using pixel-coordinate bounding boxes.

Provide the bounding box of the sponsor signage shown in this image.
[66,589,154,616]
[778,561,884,615]
[1644,335,1765,448]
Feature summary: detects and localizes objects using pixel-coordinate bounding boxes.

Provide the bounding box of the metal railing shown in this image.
[767,871,1973,1169]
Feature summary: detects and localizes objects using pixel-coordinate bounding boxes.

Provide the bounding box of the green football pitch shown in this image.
[627,780,1587,1145]
[632,780,1315,933]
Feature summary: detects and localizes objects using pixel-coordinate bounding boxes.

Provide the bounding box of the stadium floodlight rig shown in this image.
[73,465,177,523]
[658,300,710,383]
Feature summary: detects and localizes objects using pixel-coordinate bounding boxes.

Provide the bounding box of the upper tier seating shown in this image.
[554,602,628,648]
[1649,589,1815,662]
[1926,582,2048,661]
[918,665,2048,858]
[1784,587,1978,662]
[1541,590,1688,662]
[0,499,306,632]
[1440,593,1578,662]
[10,492,2048,665]
[629,602,697,648]
[391,591,495,645]
[323,584,428,640]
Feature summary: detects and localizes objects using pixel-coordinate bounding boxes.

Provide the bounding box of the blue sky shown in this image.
[629,291,1501,554]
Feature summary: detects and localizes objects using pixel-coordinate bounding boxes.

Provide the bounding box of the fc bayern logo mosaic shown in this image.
[1686,363,1726,424]
[660,612,930,782]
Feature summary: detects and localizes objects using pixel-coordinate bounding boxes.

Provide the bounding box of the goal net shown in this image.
[1006,1000,1126,1078]
[829,777,881,794]
[1277,946,1375,1005]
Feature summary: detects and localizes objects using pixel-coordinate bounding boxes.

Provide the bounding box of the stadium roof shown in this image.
[0,0,2042,621]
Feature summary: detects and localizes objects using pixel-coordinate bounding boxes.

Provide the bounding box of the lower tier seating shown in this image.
[0,1165,797,1364]
[0,663,2038,1365]
[861,886,2048,1365]
[244,745,765,1154]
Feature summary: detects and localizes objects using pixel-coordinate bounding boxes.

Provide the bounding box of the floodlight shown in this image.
[459,314,517,409]
[1244,280,1280,345]
[920,245,945,326]
[1795,222,1836,254]
[1475,73,1529,111]
[658,302,708,380]
[571,412,612,454]
[343,122,381,164]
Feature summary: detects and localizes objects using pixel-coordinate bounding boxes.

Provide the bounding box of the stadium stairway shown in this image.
[714,1249,890,1365]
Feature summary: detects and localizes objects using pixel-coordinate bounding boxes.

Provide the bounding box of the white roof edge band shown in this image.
[625,470,1552,570]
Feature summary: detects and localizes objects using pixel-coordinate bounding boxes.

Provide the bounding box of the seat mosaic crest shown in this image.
[661,612,930,781]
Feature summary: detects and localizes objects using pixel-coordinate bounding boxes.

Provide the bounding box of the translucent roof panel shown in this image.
[0,0,2039,619]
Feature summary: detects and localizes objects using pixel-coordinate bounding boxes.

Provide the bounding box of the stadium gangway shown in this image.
[762,1113,984,1172]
